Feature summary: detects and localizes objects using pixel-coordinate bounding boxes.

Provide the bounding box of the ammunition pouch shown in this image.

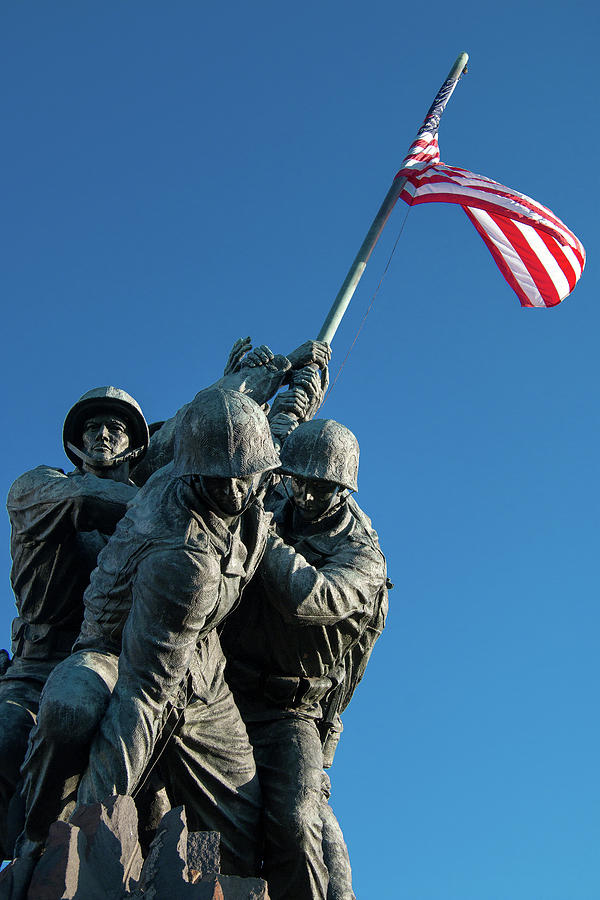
[318,713,343,768]
[10,617,79,662]
[228,659,333,709]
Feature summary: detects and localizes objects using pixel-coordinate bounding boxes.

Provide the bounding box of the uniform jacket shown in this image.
[6,468,136,663]
[3,356,290,667]
[222,483,387,719]
[76,462,270,704]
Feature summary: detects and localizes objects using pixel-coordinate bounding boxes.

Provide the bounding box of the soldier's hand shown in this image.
[223,336,252,375]
[243,344,275,368]
[292,366,323,404]
[269,414,297,449]
[292,365,329,419]
[286,340,331,370]
[270,387,310,421]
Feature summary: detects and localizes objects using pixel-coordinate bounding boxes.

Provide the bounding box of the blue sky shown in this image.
[1,2,597,897]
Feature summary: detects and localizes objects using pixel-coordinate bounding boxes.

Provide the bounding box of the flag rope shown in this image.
[321,203,411,406]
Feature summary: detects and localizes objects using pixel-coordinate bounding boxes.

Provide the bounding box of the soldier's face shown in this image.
[201,475,257,517]
[82,414,130,463]
[290,477,339,521]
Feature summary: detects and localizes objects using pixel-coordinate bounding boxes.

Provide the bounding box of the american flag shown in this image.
[395,127,585,308]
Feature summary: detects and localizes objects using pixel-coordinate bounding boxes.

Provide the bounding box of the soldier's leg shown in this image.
[247,716,329,900]
[321,772,356,900]
[158,679,262,877]
[20,649,119,843]
[77,565,223,808]
[0,676,41,860]
[134,772,171,857]
[76,641,173,806]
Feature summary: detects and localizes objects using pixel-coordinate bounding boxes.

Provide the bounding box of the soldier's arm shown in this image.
[133,356,290,485]
[133,339,330,486]
[7,466,137,540]
[259,530,385,626]
[78,546,222,804]
[267,365,329,446]
[121,546,222,702]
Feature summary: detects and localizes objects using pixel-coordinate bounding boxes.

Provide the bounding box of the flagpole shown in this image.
[317,51,469,345]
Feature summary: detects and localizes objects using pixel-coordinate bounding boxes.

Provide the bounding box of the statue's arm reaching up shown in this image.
[134,337,329,485]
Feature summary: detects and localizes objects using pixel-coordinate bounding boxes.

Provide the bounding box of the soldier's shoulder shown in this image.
[125,462,176,516]
[7,465,68,501]
[347,496,380,539]
[183,519,212,554]
[142,538,219,592]
[345,497,386,559]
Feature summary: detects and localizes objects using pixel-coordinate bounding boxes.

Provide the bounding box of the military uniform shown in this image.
[1,355,293,861]
[222,483,387,899]
[21,390,281,876]
[0,468,137,858]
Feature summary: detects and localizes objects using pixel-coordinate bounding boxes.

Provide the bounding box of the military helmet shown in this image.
[173,388,281,478]
[278,419,359,492]
[63,386,149,469]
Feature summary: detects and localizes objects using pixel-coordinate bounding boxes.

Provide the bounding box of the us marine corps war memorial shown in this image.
[0,51,585,899]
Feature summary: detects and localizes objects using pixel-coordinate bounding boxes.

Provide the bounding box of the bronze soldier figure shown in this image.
[0,386,148,861]
[222,418,389,900]
[19,390,280,875]
[2,337,329,865]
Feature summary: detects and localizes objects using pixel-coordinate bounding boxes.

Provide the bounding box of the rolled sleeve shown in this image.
[259,531,384,627]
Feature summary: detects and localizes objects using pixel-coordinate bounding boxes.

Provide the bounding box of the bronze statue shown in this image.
[19,390,279,874]
[0,386,147,861]
[1,339,329,863]
[1,339,390,900]
[222,419,388,899]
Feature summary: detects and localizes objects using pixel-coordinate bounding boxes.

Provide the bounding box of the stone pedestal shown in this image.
[0,796,269,900]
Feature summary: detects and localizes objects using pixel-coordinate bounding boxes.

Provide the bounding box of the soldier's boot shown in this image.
[0,832,43,900]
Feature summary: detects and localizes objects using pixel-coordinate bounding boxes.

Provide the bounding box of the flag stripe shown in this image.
[400,173,580,251]
[487,212,561,305]
[535,227,582,294]
[513,220,571,301]
[559,241,584,286]
[465,208,547,307]
[400,164,572,230]
[397,126,585,307]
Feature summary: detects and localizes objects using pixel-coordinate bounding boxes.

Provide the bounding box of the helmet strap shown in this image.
[67,442,145,471]
[285,480,349,523]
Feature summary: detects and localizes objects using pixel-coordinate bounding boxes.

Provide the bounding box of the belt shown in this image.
[11,617,79,661]
[227,658,333,709]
